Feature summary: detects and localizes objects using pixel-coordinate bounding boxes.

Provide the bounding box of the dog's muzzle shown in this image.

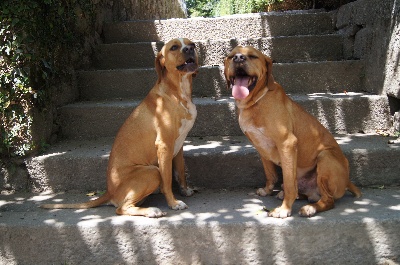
[176,44,198,73]
[230,67,258,100]
[177,57,197,73]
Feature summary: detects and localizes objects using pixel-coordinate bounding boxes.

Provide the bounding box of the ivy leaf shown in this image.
[4,99,11,108]
[58,6,64,15]
[11,18,20,27]
[5,47,11,55]
[41,59,51,69]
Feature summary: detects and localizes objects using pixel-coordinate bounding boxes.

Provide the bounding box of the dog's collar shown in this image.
[236,87,268,109]
[253,88,268,104]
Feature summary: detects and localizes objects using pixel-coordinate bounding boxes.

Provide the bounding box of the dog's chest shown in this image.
[179,100,197,135]
[245,125,275,150]
[241,121,280,164]
[173,100,197,156]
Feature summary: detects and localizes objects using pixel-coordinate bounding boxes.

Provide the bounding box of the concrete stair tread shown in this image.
[78,60,364,100]
[103,10,336,43]
[25,134,400,192]
[35,133,400,158]
[70,92,385,105]
[1,187,399,264]
[94,34,344,69]
[59,93,391,139]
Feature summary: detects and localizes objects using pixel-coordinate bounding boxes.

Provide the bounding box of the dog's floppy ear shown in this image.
[155,51,165,84]
[265,55,276,90]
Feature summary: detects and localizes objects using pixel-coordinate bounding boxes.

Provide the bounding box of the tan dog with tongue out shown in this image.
[224,46,361,218]
[41,38,198,217]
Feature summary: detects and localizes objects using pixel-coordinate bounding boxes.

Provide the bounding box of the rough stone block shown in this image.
[336,1,354,29]
[354,27,372,59]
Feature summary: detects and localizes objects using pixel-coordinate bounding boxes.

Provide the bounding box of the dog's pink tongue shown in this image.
[232,76,250,99]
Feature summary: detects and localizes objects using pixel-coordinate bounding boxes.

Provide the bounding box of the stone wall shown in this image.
[336,0,400,131]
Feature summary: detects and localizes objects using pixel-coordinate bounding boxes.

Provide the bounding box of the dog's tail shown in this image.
[347,182,362,198]
[40,192,111,209]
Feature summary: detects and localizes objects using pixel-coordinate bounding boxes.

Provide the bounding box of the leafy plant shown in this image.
[216,0,281,16]
[187,0,285,17]
[0,0,93,157]
[186,0,350,17]
[186,0,220,17]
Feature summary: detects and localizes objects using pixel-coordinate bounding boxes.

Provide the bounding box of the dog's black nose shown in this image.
[183,45,195,54]
[233,53,246,63]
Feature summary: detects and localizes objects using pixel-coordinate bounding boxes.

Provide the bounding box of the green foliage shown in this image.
[0,0,93,157]
[187,0,282,17]
[186,0,220,17]
[216,0,279,16]
[186,0,347,17]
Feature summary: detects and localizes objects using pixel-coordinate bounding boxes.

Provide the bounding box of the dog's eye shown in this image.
[170,45,179,51]
[248,55,258,59]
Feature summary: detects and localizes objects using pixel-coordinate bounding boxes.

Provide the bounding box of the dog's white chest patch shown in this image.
[242,124,279,164]
[173,75,197,156]
[246,126,275,149]
[173,103,196,156]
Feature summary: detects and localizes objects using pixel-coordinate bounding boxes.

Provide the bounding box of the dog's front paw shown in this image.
[180,186,194,197]
[299,205,317,217]
[268,207,292,218]
[256,187,271,197]
[146,207,167,218]
[170,200,188,210]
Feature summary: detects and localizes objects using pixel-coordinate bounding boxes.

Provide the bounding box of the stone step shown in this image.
[93,35,344,70]
[59,93,390,140]
[79,60,364,101]
[25,134,400,193]
[1,187,399,264]
[103,11,335,43]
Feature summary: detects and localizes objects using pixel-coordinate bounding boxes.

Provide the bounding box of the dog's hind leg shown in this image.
[299,150,348,217]
[114,166,165,217]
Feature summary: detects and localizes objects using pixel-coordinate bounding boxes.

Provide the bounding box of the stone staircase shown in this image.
[3,10,400,264]
[26,10,398,192]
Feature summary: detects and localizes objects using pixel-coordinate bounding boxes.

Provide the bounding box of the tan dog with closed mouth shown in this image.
[41,38,198,217]
[224,46,361,218]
